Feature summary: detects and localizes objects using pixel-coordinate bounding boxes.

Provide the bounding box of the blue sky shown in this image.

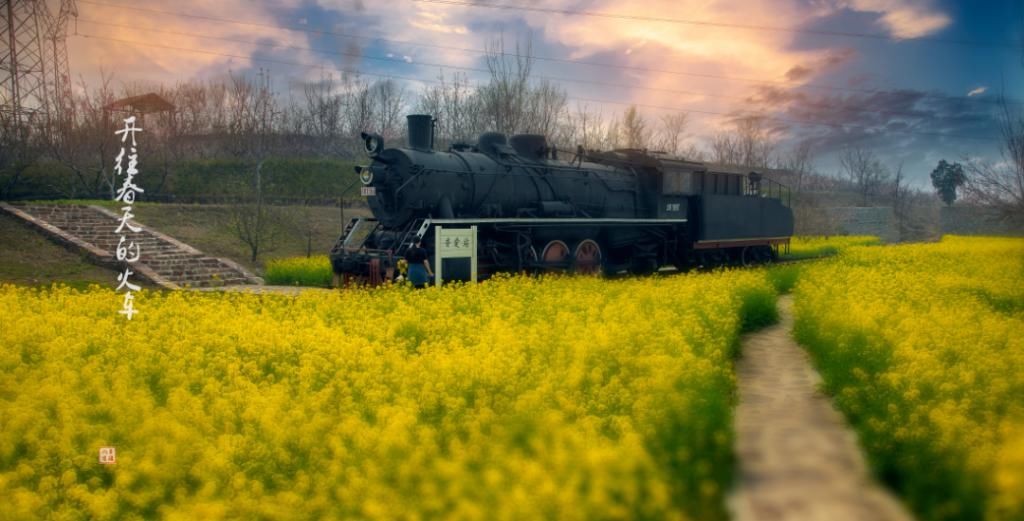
[71,0,1023,186]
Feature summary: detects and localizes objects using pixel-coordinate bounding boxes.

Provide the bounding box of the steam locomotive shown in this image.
[330,114,793,284]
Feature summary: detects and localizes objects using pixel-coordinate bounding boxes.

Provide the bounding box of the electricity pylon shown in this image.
[1,0,78,133]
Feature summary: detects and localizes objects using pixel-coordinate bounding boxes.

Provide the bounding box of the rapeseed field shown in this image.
[793,236,1024,521]
[264,255,333,287]
[0,271,776,520]
[782,235,881,259]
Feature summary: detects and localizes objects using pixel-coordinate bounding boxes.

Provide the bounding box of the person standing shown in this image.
[405,239,433,288]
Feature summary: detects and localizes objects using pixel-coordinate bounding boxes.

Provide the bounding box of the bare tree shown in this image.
[655,112,689,155]
[302,73,344,150]
[207,79,228,136]
[600,116,621,150]
[478,37,534,135]
[523,79,567,139]
[839,146,890,206]
[780,140,813,196]
[619,105,651,149]
[891,162,910,240]
[0,109,46,198]
[222,69,281,158]
[709,116,776,167]
[227,159,283,263]
[418,71,480,146]
[342,77,375,146]
[962,97,1024,223]
[560,103,605,150]
[220,71,287,263]
[371,79,408,142]
[57,71,118,197]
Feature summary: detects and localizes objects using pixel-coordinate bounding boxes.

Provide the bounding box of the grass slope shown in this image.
[0,213,120,289]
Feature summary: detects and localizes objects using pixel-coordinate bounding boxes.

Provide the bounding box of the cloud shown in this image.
[758,85,1003,184]
[833,0,952,39]
[967,86,987,97]
[785,65,813,81]
[784,48,856,82]
[69,0,320,87]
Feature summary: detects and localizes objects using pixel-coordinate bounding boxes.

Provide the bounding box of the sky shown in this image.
[64,0,1024,186]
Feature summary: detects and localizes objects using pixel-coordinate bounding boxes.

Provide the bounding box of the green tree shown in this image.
[930,160,966,206]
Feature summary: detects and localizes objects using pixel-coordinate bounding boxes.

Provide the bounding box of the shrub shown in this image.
[264,255,333,287]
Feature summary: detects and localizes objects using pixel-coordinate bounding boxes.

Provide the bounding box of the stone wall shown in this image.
[939,206,1024,237]
[794,204,898,242]
[822,207,898,242]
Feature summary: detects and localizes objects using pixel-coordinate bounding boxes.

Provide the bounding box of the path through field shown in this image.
[728,296,914,521]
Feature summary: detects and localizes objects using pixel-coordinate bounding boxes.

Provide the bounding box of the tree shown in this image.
[780,140,813,196]
[478,37,533,136]
[301,72,344,153]
[962,97,1024,223]
[892,162,911,240]
[839,146,890,206]
[226,159,283,263]
[655,112,689,155]
[709,116,776,167]
[929,160,966,205]
[417,71,481,147]
[558,102,605,151]
[523,79,566,138]
[371,79,408,142]
[477,35,568,139]
[620,105,650,149]
[342,77,375,151]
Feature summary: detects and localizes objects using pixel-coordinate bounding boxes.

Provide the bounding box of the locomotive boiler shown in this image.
[331,114,794,284]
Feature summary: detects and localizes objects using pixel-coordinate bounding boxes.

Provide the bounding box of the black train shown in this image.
[331,114,793,283]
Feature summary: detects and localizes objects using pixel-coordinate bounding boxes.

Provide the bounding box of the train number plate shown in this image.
[360,186,376,197]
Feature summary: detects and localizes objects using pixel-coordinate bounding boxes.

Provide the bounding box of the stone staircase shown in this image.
[0,203,262,289]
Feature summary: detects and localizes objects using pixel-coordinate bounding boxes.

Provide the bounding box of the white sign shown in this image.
[434,225,477,286]
[360,186,376,197]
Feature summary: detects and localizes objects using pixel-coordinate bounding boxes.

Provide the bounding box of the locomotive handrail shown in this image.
[745,175,791,207]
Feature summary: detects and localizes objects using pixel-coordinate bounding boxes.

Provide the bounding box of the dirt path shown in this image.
[728,295,914,521]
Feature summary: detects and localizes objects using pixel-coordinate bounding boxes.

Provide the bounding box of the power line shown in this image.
[77,17,968,122]
[75,0,1016,106]
[412,0,1017,50]
[73,31,995,142]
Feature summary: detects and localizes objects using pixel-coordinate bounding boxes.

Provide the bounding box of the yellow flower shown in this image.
[794,235,1024,521]
[0,268,778,520]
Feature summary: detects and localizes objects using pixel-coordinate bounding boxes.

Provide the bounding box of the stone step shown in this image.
[2,203,261,289]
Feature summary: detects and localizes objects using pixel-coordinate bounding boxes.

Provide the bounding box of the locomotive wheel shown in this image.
[573,239,603,275]
[700,249,726,269]
[742,245,775,266]
[741,246,754,267]
[628,257,659,276]
[540,240,570,271]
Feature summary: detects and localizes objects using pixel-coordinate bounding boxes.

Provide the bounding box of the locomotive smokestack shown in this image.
[407,114,434,151]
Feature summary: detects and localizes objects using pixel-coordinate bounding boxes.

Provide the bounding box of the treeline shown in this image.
[1,38,816,201]
[2,37,1019,232]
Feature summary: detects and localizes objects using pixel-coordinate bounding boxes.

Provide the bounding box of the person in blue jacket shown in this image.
[404,239,433,288]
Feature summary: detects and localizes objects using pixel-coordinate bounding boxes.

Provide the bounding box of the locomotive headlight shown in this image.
[355,165,374,185]
[360,132,385,157]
